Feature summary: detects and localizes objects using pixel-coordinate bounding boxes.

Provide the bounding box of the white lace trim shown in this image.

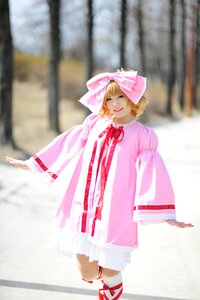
[133,213,176,225]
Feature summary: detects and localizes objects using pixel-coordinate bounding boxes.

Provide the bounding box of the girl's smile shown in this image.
[114,108,123,112]
[105,94,133,124]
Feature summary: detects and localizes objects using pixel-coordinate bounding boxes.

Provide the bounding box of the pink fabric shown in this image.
[79,71,147,114]
[27,113,98,185]
[27,115,176,251]
[133,127,175,223]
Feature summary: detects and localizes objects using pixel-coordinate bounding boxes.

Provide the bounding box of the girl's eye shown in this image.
[119,95,124,98]
[106,98,112,101]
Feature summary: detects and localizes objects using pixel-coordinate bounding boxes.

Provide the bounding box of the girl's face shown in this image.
[105,93,133,124]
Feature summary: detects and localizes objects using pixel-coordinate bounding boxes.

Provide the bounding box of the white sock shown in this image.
[103,272,122,299]
[104,272,122,287]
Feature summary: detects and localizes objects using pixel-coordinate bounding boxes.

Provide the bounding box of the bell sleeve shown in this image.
[26,113,98,185]
[133,126,176,224]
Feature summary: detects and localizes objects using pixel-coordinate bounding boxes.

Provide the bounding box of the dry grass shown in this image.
[4,53,89,160]
[13,81,86,150]
[14,53,87,101]
[14,53,48,82]
[0,81,86,162]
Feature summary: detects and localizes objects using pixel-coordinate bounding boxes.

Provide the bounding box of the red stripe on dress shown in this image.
[81,127,111,233]
[91,141,118,236]
[91,127,124,237]
[134,204,175,210]
[34,156,57,180]
[81,141,98,233]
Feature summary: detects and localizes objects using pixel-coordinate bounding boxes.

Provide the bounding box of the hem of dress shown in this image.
[55,230,137,271]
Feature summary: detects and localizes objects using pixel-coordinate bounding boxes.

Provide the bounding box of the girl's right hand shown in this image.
[5,156,30,170]
[165,219,194,228]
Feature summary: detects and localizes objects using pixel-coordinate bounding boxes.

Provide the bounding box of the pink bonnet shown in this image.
[78,70,147,114]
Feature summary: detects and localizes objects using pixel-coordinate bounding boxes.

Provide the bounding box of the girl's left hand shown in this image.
[5,156,29,170]
[165,219,194,228]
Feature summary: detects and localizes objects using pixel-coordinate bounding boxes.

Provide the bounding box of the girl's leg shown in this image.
[76,254,100,281]
[76,255,123,299]
[102,267,119,277]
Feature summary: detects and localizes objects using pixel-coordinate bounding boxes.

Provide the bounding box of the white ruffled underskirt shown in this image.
[55,228,134,271]
[54,213,176,271]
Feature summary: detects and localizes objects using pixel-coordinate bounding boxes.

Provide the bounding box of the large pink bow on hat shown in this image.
[87,71,137,94]
[79,70,147,114]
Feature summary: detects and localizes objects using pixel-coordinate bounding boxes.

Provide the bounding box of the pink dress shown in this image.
[27,113,176,271]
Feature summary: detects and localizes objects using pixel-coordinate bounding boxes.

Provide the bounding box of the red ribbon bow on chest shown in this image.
[102,124,124,145]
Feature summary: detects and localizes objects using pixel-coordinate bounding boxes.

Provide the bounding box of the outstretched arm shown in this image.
[5,156,30,170]
[165,219,194,228]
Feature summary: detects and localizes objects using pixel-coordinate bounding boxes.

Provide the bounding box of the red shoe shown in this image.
[98,282,123,300]
[98,289,104,300]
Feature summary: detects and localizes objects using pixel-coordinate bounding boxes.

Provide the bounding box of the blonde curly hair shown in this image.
[99,80,148,119]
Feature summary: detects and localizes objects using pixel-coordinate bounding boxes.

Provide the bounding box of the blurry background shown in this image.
[0,0,200,157]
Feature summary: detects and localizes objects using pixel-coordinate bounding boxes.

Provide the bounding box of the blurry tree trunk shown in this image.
[186,3,195,116]
[179,0,187,110]
[87,0,94,80]
[167,0,176,115]
[136,0,146,75]
[47,0,61,133]
[84,0,94,115]
[193,0,200,109]
[120,0,127,69]
[0,0,14,146]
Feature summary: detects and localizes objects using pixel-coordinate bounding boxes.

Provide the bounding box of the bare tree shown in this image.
[178,0,187,110]
[193,0,200,109]
[186,2,196,116]
[167,0,176,115]
[47,0,61,133]
[120,0,127,69]
[136,0,146,74]
[87,0,94,80]
[0,0,14,146]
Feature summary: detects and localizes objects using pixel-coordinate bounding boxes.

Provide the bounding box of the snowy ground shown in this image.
[0,116,200,300]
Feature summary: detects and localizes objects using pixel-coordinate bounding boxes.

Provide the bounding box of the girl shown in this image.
[6,70,193,300]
